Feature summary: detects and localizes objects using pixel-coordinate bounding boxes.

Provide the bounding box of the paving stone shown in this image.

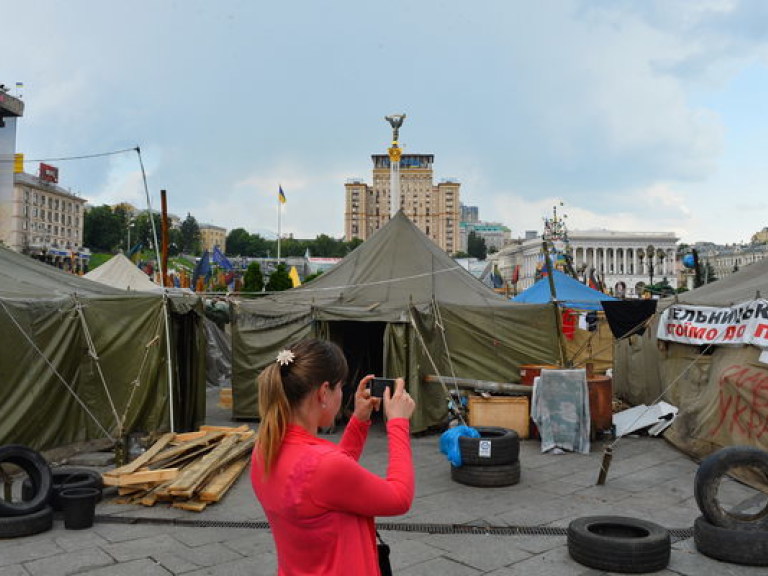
[425,534,533,571]
[0,540,63,568]
[78,558,171,575]
[23,547,114,576]
[186,552,277,576]
[99,533,187,562]
[0,565,30,576]
[397,555,483,576]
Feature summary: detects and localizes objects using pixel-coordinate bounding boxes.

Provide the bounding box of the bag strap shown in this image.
[375,529,386,545]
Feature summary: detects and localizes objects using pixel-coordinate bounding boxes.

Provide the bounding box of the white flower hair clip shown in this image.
[276,349,295,367]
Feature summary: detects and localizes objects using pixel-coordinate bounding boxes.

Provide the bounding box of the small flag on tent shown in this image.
[278,185,286,204]
[289,266,301,288]
[127,243,143,263]
[511,264,521,285]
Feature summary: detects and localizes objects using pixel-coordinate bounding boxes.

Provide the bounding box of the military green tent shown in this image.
[613,256,768,460]
[231,211,560,432]
[0,245,207,451]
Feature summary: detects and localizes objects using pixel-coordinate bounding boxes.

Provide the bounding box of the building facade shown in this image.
[493,229,679,297]
[199,223,227,253]
[0,88,24,247]
[459,221,511,253]
[344,154,460,254]
[12,170,89,270]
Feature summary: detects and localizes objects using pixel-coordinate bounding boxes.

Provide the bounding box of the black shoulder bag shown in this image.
[376,530,392,576]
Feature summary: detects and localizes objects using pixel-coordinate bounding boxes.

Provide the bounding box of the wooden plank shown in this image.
[198,458,249,502]
[103,432,175,477]
[146,431,226,466]
[172,431,207,443]
[199,424,249,435]
[102,468,179,487]
[171,499,208,512]
[167,435,240,497]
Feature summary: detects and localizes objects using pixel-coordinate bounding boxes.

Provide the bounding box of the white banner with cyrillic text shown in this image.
[657,299,768,348]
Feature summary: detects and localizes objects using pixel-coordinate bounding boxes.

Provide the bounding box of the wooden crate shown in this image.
[468,395,529,438]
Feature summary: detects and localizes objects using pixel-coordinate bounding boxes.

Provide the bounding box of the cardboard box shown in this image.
[468,395,530,438]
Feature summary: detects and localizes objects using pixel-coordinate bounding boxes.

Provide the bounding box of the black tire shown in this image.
[694,515,768,566]
[450,461,520,487]
[459,427,520,466]
[0,444,53,517]
[22,467,103,511]
[0,505,53,538]
[694,445,768,530]
[567,516,671,573]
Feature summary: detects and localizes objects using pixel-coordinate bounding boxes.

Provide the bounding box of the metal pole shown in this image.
[543,241,568,367]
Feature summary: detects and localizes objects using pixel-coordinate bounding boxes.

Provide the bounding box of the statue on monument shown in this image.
[384,114,406,143]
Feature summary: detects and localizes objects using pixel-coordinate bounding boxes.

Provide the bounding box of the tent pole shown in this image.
[543,242,568,367]
[162,294,176,433]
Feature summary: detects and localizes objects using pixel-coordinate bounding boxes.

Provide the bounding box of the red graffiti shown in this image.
[709,364,768,439]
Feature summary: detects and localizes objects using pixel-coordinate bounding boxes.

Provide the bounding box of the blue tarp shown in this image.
[511,270,618,311]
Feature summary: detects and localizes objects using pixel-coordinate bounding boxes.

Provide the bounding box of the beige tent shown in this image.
[231,211,561,432]
[614,257,768,460]
[85,253,162,292]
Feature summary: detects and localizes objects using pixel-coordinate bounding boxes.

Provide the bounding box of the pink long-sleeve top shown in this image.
[251,416,414,576]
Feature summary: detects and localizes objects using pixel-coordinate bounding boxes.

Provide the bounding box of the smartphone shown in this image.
[369,377,395,398]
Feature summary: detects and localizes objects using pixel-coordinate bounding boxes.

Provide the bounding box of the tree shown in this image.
[83,205,123,252]
[226,228,251,256]
[467,231,488,260]
[266,263,293,292]
[133,212,163,251]
[180,213,202,255]
[242,261,264,292]
[345,238,364,253]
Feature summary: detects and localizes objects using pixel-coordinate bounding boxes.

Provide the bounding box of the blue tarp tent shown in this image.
[512,270,618,311]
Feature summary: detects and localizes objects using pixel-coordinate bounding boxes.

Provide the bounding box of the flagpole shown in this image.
[277,187,282,262]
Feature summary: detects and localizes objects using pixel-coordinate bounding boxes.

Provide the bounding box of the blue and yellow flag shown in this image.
[278,185,286,204]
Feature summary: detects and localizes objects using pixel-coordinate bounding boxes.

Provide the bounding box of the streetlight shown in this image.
[641,244,666,289]
[126,219,136,251]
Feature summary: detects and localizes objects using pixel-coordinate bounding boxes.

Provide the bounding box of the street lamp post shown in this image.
[127,220,135,251]
[644,245,666,292]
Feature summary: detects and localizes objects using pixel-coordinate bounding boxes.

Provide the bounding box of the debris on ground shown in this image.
[102,425,254,512]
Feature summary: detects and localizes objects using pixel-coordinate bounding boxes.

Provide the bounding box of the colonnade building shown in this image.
[493,229,679,297]
[344,153,460,254]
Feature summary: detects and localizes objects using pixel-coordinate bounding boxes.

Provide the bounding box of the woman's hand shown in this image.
[384,377,415,421]
[352,374,380,422]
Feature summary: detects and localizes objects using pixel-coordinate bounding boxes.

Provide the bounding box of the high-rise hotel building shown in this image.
[344,154,460,254]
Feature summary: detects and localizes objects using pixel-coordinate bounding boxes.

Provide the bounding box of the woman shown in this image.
[251,338,416,575]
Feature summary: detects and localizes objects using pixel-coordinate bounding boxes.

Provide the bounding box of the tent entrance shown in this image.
[327,321,387,418]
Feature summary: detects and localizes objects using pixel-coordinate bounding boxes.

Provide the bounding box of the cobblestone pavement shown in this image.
[1,388,766,575]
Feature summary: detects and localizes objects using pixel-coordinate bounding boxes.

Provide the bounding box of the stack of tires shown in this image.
[0,445,54,538]
[693,446,768,567]
[450,426,520,487]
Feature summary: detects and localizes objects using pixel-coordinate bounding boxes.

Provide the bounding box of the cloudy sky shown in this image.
[4,0,767,245]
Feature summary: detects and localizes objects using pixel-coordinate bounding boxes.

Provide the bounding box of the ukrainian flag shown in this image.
[279,186,286,204]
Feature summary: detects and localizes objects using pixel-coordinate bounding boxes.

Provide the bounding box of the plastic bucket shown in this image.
[59,487,100,530]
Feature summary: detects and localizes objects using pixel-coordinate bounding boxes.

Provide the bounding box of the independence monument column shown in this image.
[384,114,405,218]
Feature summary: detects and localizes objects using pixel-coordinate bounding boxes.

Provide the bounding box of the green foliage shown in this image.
[453,251,469,258]
[467,231,487,260]
[303,270,324,283]
[242,261,264,292]
[266,263,293,291]
[84,205,124,252]
[180,213,202,255]
[87,252,113,270]
[133,212,163,250]
[226,228,251,255]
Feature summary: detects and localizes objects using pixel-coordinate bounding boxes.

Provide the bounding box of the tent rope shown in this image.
[119,334,161,432]
[408,307,468,427]
[74,296,121,430]
[431,298,462,397]
[0,297,114,441]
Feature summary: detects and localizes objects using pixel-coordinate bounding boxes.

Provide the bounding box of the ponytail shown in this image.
[257,363,291,476]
